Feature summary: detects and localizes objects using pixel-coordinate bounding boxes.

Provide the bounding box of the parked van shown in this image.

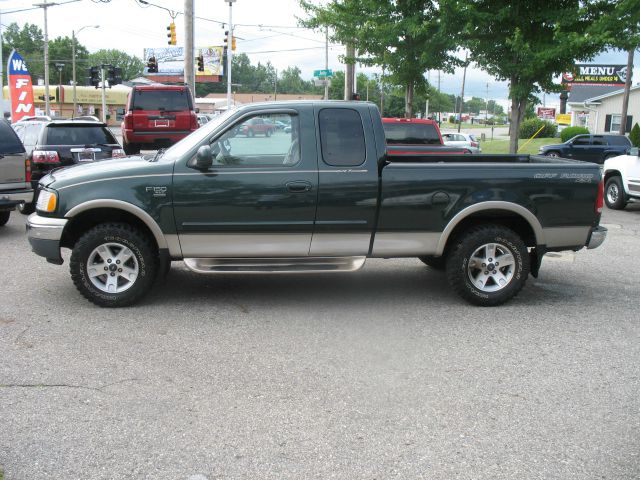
[121,85,198,154]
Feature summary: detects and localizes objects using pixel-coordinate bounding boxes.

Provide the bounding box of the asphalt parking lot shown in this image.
[1,205,639,480]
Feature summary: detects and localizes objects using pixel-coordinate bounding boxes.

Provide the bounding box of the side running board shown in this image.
[183,256,366,274]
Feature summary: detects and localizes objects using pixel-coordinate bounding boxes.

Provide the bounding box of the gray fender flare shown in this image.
[435,201,545,256]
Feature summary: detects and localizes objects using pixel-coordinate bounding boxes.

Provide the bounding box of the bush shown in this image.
[629,123,640,147]
[518,118,557,139]
[449,115,457,124]
[560,126,590,143]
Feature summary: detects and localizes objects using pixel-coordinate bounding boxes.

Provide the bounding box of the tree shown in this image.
[300,0,459,118]
[2,23,45,80]
[48,36,89,86]
[464,96,485,114]
[277,66,308,94]
[87,49,144,81]
[487,100,504,116]
[445,0,613,152]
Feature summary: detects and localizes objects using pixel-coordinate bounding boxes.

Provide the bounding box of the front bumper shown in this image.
[26,213,68,264]
[587,225,607,249]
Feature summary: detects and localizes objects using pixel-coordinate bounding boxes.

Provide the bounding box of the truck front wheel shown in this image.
[604,176,627,210]
[446,225,529,306]
[70,223,158,307]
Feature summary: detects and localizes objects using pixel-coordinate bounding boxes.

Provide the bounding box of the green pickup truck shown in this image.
[27,101,607,307]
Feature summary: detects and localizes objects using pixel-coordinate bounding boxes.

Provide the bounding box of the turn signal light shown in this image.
[595,179,604,214]
[32,151,60,164]
[36,190,58,213]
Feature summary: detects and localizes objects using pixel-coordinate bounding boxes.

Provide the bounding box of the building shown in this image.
[567,84,639,133]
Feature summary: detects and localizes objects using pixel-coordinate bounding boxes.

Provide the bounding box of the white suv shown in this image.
[603,147,640,209]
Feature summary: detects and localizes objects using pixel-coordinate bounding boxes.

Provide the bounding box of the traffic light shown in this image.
[87,66,100,88]
[167,22,176,45]
[232,36,236,51]
[107,66,122,86]
[147,56,158,73]
[197,54,204,72]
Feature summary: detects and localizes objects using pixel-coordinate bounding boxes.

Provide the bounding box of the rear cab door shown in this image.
[565,134,593,160]
[310,104,382,256]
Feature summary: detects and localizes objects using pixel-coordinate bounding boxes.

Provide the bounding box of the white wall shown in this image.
[587,88,640,133]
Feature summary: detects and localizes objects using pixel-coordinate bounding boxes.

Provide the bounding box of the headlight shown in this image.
[36,189,58,213]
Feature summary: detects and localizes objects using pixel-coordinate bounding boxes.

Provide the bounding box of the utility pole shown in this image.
[34,0,53,116]
[100,65,107,123]
[184,0,195,97]
[324,27,329,100]
[485,82,489,123]
[437,70,441,124]
[457,53,468,133]
[619,48,634,135]
[72,25,99,118]
[274,69,277,100]
[344,43,355,100]
[225,0,236,109]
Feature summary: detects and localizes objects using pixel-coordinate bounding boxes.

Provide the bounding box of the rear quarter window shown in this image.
[607,136,632,146]
[319,108,366,167]
[0,120,25,154]
[132,89,191,111]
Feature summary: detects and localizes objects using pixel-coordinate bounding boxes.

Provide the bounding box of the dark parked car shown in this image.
[0,120,33,226]
[12,118,124,213]
[539,134,632,164]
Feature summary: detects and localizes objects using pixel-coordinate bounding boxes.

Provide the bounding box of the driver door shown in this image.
[172,109,318,257]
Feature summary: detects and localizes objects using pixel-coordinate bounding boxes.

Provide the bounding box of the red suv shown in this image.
[238,117,278,137]
[121,85,198,154]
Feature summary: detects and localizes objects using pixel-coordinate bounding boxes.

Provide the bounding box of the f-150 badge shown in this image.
[146,186,167,197]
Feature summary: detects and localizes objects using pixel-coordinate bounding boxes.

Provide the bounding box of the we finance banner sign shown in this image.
[7,50,35,121]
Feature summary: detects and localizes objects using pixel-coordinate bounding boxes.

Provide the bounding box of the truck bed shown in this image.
[385,153,584,164]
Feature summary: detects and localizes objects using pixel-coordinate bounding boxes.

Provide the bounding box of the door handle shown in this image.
[286,181,312,193]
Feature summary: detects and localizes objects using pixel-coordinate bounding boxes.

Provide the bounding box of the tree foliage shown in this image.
[629,123,640,148]
[444,0,616,152]
[300,0,459,117]
[88,49,145,82]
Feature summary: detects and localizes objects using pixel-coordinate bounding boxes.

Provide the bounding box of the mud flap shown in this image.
[529,246,546,278]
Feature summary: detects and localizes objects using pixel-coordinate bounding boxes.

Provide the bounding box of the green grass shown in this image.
[440,122,508,130]
[481,137,557,155]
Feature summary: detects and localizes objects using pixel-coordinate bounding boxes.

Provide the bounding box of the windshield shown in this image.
[132,89,191,111]
[44,125,117,146]
[159,110,236,162]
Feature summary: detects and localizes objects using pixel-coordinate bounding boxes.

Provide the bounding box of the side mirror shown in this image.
[195,107,200,113]
[628,147,639,156]
[194,145,213,169]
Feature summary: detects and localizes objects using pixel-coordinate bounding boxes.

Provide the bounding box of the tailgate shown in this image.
[0,152,29,191]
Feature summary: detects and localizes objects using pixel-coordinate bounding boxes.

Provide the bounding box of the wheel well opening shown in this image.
[60,208,159,251]
[604,170,621,184]
[445,210,537,252]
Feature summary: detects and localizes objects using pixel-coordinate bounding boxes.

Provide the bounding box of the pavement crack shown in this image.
[0,378,139,394]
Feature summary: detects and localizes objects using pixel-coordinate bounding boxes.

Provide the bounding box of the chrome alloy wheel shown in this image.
[467,242,516,293]
[86,242,139,293]
[607,182,619,205]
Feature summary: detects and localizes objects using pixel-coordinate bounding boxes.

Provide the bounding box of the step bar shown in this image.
[183,256,366,274]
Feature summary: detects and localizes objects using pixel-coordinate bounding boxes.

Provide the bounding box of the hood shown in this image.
[40,155,171,189]
[539,143,564,151]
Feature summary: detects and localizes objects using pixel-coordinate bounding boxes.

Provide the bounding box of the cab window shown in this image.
[318,108,366,166]
[208,113,300,167]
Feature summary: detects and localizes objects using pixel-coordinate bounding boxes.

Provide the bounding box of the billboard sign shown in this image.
[143,47,185,75]
[537,107,556,120]
[196,46,224,76]
[562,64,627,86]
[7,50,35,122]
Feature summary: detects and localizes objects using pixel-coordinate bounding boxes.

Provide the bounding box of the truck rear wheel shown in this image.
[446,225,529,306]
[70,223,158,307]
[604,176,627,210]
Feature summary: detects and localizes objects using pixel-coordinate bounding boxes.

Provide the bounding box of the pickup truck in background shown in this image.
[27,101,606,308]
[0,120,33,226]
[382,117,470,155]
[603,146,640,209]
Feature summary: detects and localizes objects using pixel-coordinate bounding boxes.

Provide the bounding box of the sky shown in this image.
[1,0,638,111]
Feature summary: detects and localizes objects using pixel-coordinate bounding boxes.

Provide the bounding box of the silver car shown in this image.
[442,132,482,154]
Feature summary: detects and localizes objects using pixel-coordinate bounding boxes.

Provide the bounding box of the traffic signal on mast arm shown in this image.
[167,22,176,45]
[197,54,205,72]
[232,36,236,51]
[147,56,158,73]
[87,66,100,88]
[224,30,229,49]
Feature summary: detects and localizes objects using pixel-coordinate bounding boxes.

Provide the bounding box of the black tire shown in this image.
[0,210,10,226]
[70,223,158,307]
[445,224,530,306]
[546,151,561,158]
[604,176,627,210]
[418,255,446,270]
[18,202,35,215]
[123,141,140,155]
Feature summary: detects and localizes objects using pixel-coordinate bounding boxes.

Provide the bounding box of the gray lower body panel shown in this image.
[183,256,366,274]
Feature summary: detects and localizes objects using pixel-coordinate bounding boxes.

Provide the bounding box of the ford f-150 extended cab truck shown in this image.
[27,101,607,308]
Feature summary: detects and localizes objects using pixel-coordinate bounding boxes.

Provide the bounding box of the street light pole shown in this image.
[34,0,57,116]
[226,0,236,110]
[72,25,99,118]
